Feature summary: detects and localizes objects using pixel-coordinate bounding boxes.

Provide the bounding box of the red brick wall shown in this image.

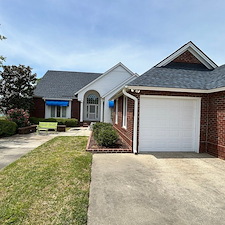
[30,97,45,118]
[207,91,225,159]
[172,50,202,64]
[113,91,208,153]
[31,98,80,120]
[71,99,80,120]
[113,95,134,147]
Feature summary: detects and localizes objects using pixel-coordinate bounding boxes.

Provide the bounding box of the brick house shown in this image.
[31,62,138,124]
[111,41,225,159]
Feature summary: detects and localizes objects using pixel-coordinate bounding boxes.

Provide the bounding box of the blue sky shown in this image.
[1,0,225,78]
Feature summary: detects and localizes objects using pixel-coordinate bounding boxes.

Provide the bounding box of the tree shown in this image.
[0,65,37,113]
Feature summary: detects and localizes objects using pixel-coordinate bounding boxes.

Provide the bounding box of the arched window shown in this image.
[87,94,99,104]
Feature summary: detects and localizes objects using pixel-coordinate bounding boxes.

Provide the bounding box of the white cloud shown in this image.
[1,21,164,76]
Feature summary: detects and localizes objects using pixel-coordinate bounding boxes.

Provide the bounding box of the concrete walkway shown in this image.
[88,153,225,225]
[0,127,90,170]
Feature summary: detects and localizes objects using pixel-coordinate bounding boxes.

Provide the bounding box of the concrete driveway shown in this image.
[88,153,225,225]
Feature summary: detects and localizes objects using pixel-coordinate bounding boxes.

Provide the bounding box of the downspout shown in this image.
[122,88,138,154]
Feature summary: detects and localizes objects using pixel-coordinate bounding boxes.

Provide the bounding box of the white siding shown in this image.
[78,66,131,100]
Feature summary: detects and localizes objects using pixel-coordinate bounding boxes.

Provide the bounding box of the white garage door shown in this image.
[139,96,201,152]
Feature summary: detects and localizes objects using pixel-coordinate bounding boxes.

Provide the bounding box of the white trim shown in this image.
[115,99,118,124]
[156,41,217,69]
[122,96,127,129]
[122,89,138,154]
[126,85,225,94]
[204,87,225,93]
[75,62,136,95]
[100,98,104,122]
[139,95,201,153]
[109,89,124,101]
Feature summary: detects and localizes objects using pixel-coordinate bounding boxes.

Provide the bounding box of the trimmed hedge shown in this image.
[29,117,78,127]
[0,120,17,137]
[93,122,112,139]
[93,122,118,147]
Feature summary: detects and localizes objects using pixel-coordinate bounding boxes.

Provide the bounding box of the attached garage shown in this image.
[139,96,201,153]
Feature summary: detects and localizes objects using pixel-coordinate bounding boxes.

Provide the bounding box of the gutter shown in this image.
[126,85,225,94]
[122,88,138,154]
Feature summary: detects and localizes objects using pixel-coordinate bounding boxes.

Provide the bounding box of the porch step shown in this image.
[83,122,89,127]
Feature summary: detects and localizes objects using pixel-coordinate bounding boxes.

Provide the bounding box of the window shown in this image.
[57,106,61,117]
[51,106,55,117]
[62,106,66,117]
[86,93,99,120]
[50,106,67,118]
[122,96,127,129]
[87,94,98,104]
[115,99,118,124]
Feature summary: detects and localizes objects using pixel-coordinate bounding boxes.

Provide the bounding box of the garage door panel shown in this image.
[139,96,200,153]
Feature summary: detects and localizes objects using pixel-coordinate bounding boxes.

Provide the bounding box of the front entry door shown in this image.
[87,104,99,120]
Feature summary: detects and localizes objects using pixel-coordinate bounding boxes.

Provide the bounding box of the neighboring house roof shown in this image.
[34,70,102,99]
[128,65,225,90]
[128,42,225,91]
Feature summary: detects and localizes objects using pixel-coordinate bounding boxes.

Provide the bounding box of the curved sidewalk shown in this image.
[0,127,90,170]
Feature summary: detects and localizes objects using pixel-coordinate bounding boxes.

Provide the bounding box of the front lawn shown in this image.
[0,136,92,225]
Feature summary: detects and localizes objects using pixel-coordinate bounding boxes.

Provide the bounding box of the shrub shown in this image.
[93,122,118,147]
[0,120,17,137]
[64,119,78,127]
[93,122,112,140]
[29,117,78,127]
[93,122,112,131]
[7,108,30,128]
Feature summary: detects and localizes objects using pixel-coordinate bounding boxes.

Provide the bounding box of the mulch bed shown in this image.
[86,132,132,153]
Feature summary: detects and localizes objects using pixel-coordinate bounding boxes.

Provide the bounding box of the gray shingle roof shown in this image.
[128,65,225,90]
[34,70,102,99]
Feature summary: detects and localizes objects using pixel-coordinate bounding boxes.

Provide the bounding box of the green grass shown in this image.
[0,136,92,225]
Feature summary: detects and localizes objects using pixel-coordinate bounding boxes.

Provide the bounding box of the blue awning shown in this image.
[108,100,114,108]
[46,100,69,106]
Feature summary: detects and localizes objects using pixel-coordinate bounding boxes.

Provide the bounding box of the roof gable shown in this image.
[172,50,202,64]
[156,41,218,70]
[75,62,137,95]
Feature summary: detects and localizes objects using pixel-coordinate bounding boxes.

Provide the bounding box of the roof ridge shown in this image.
[47,70,102,74]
